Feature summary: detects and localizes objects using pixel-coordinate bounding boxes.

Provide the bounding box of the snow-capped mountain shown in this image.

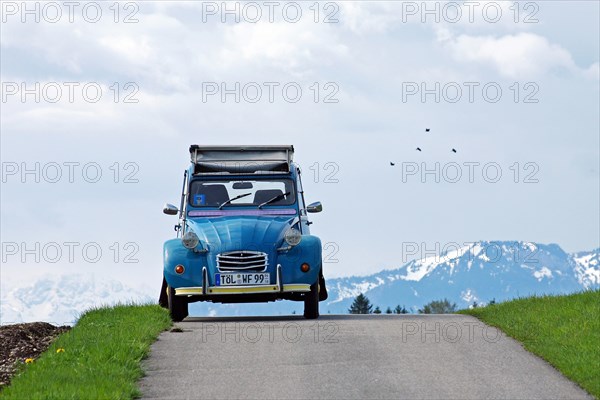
[0,274,153,325]
[572,249,600,289]
[320,241,599,313]
[1,241,598,323]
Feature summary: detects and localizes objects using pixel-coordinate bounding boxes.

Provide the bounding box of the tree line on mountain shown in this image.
[348,293,496,314]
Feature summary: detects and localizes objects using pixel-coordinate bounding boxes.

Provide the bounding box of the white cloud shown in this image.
[584,62,600,80]
[339,2,402,34]
[442,32,592,79]
[218,21,348,76]
[98,35,154,62]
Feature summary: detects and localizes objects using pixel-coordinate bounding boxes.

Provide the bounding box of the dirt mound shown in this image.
[0,322,71,388]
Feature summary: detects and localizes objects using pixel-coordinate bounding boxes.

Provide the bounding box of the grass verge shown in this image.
[1,304,171,399]
[461,290,600,398]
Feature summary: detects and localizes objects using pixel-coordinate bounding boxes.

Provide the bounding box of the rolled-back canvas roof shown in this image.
[189,145,294,174]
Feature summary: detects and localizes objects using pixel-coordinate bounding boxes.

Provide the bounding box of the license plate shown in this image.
[215,273,270,286]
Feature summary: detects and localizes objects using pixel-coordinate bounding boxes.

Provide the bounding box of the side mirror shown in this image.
[163,203,179,215]
[306,201,323,213]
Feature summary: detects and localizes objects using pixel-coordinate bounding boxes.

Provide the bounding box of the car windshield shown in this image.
[188,178,296,208]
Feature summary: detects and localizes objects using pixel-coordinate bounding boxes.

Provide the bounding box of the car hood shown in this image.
[186,215,296,252]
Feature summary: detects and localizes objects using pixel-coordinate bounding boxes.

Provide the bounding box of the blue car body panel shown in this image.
[164,216,322,289]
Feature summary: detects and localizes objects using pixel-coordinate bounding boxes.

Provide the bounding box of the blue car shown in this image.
[159,145,327,321]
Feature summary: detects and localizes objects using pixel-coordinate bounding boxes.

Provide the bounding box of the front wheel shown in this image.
[158,277,168,309]
[167,285,189,322]
[318,272,328,301]
[303,282,319,319]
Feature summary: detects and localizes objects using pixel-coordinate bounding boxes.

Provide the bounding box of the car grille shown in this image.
[217,251,268,272]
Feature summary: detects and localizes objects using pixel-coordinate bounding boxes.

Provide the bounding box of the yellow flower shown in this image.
[25,358,34,364]
[56,348,65,353]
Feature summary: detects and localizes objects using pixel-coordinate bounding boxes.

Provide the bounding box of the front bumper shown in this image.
[176,284,310,296]
[173,264,311,296]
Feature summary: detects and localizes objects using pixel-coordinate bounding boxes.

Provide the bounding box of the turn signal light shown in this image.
[300,263,310,272]
[175,265,185,274]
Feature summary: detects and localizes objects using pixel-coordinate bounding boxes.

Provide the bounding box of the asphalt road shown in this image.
[139,314,590,399]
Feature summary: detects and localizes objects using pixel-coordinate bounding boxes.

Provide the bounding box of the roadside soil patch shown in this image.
[0,322,70,388]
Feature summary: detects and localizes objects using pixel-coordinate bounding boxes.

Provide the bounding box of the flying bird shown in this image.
[452,148,457,153]
[390,162,395,166]
[425,128,430,132]
[416,147,422,152]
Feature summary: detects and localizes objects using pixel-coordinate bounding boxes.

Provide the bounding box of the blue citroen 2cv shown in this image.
[159,145,327,321]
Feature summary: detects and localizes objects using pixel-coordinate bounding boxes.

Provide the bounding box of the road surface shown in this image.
[139,314,590,399]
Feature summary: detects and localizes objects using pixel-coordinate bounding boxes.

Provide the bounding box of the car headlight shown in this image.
[182,231,200,249]
[284,228,302,246]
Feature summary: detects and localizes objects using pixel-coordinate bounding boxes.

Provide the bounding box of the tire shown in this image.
[303,281,319,319]
[318,272,328,301]
[158,277,169,309]
[167,285,188,322]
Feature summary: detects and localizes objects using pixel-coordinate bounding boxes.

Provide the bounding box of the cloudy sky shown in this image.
[1,1,598,296]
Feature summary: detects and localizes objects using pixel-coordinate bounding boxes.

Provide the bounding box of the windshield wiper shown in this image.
[219,192,252,209]
[258,192,290,209]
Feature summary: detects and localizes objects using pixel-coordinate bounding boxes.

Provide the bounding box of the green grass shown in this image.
[461,290,600,398]
[1,304,171,400]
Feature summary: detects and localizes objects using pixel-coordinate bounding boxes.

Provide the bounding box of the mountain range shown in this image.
[1,241,598,323]
[320,241,599,313]
[0,274,153,325]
